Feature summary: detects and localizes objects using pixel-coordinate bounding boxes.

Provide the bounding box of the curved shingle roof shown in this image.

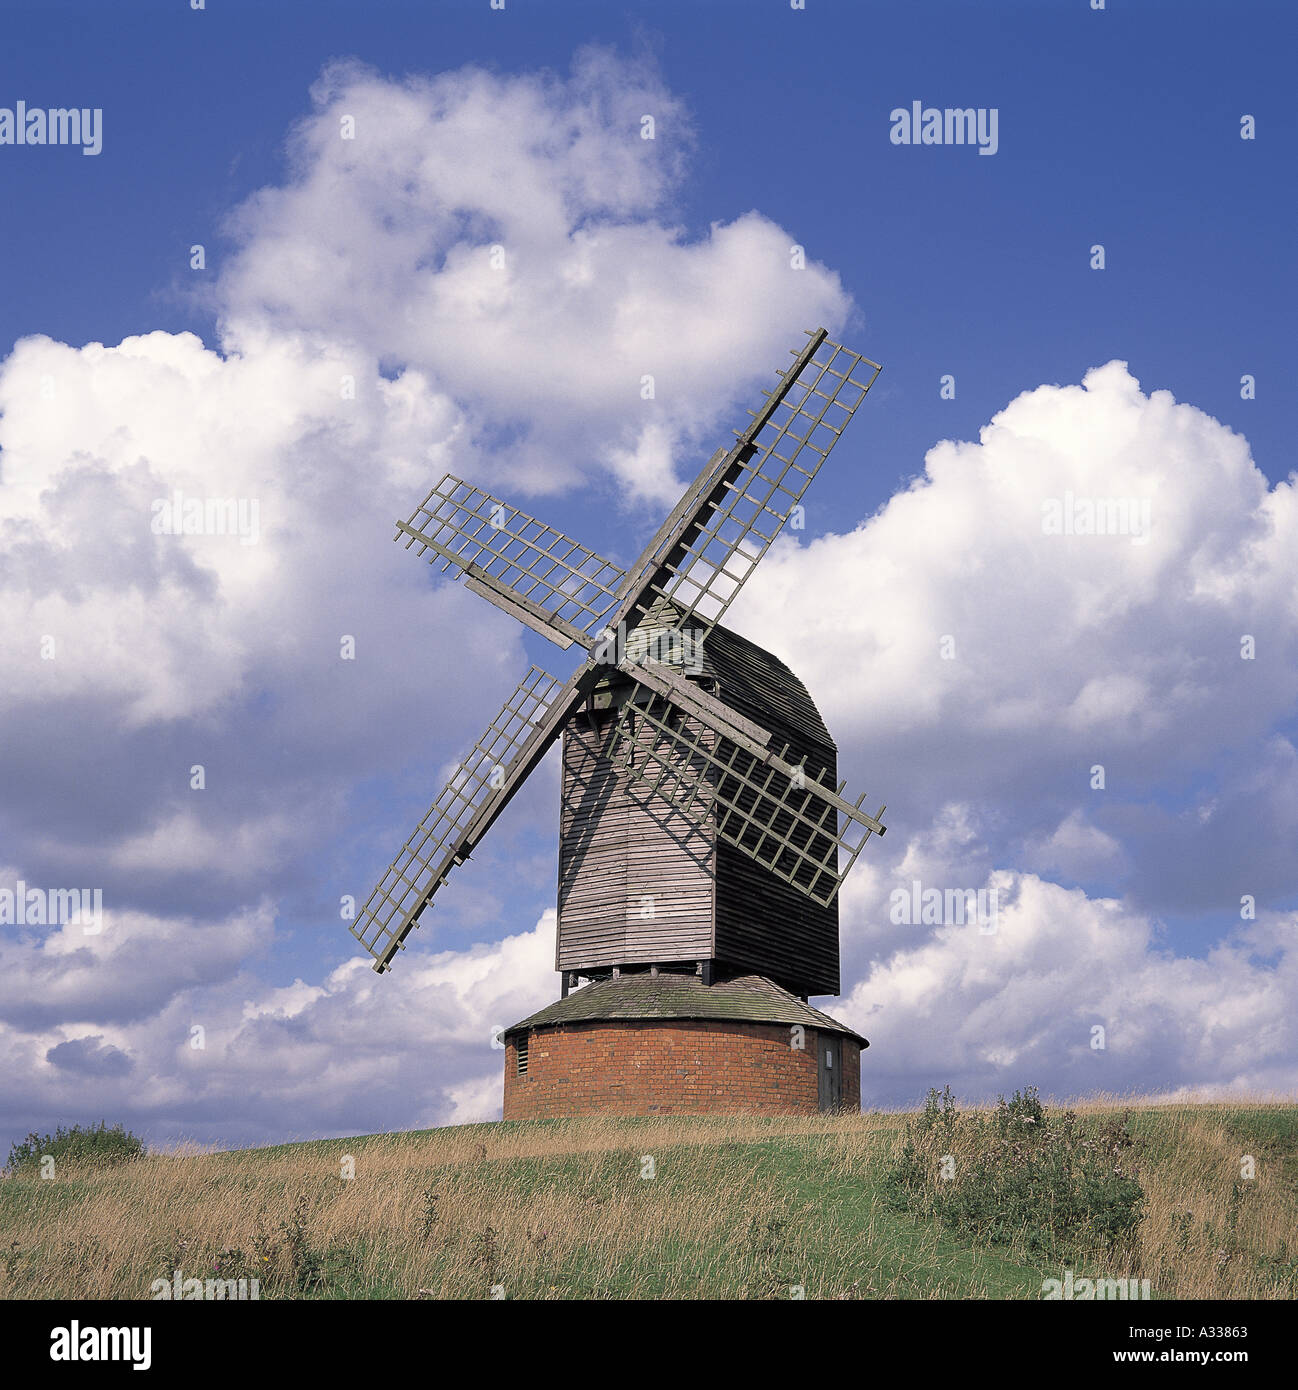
[625,599,834,751]
[505,971,866,1045]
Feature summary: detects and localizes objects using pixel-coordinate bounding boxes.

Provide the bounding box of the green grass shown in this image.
[2,1103,1294,1299]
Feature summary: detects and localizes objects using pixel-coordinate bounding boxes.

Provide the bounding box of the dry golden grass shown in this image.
[1126,1106,1297,1299]
[2,1099,1293,1300]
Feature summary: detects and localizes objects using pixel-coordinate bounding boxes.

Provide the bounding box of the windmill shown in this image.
[351,328,887,1116]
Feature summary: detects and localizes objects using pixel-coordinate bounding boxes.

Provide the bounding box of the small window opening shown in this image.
[517,1034,529,1075]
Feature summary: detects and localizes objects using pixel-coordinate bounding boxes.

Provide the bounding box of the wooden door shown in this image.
[817,1034,841,1112]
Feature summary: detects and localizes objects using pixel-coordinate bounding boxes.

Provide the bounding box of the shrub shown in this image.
[884,1086,1146,1259]
[5,1121,145,1175]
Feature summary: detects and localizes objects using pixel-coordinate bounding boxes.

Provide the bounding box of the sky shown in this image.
[0,0,1295,1154]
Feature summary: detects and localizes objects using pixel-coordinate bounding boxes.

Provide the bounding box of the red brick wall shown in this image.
[503,1018,862,1119]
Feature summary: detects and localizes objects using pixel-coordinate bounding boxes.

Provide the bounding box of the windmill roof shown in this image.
[629,599,835,751]
[504,971,867,1044]
[702,624,835,749]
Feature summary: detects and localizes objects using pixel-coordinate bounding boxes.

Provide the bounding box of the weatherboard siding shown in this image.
[557,713,716,972]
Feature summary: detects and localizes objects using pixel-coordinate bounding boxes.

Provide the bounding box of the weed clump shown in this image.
[883,1086,1146,1259]
[5,1121,145,1175]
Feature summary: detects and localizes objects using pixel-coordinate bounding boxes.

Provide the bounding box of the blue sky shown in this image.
[1,0,1295,1151]
[5,0,1294,491]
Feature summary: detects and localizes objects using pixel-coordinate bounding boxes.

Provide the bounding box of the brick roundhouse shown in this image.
[505,973,863,1118]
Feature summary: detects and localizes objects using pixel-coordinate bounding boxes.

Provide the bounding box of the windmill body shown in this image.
[349,330,887,1116]
[557,606,841,999]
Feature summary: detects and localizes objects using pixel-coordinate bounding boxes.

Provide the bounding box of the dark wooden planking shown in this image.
[703,623,842,996]
[713,707,840,996]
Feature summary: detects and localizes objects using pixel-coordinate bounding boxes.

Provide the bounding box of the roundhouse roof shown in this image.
[505,971,867,1045]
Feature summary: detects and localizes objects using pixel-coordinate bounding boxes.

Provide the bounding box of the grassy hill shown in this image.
[2,1099,1296,1300]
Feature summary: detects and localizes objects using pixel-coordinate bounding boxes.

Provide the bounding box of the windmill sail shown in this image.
[396,474,628,649]
[612,330,881,641]
[352,665,577,972]
[351,326,887,983]
[607,676,885,907]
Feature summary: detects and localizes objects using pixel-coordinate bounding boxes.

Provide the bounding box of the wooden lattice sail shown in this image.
[350,329,887,1001]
